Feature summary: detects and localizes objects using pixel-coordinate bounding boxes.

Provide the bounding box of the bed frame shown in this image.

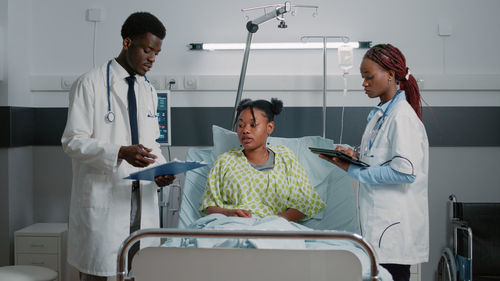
[117,228,380,281]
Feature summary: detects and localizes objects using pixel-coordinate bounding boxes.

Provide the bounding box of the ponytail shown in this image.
[399,74,422,120]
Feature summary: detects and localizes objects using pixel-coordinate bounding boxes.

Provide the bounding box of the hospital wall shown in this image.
[1,0,500,281]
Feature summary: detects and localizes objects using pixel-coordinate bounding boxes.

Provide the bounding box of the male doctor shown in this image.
[61,12,174,281]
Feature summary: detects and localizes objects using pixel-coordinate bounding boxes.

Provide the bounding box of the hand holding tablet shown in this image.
[309,147,370,167]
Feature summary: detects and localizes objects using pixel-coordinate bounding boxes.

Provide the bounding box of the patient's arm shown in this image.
[206,206,252,218]
[278,208,305,222]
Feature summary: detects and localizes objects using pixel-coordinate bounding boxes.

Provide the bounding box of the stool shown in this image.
[0,265,58,281]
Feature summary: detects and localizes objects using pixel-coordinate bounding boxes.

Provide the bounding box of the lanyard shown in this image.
[366,91,401,152]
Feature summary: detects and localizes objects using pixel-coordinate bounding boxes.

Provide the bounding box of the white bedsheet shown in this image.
[165,214,392,281]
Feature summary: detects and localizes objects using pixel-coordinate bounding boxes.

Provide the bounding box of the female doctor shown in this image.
[320,44,429,281]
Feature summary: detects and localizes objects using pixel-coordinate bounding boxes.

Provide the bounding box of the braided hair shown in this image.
[236,98,283,123]
[364,44,422,120]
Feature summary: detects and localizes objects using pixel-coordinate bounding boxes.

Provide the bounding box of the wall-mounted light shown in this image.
[189,41,371,51]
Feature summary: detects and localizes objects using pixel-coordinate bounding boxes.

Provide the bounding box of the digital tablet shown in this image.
[309,147,370,167]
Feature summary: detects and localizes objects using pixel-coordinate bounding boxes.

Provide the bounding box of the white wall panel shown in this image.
[30,74,500,107]
[29,0,500,76]
[7,0,32,106]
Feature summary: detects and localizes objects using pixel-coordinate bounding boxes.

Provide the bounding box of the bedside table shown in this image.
[14,223,68,281]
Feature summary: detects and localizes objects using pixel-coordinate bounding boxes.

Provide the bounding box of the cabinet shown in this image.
[15,223,67,281]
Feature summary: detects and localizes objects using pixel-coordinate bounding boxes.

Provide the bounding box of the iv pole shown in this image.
[300,35,349,138]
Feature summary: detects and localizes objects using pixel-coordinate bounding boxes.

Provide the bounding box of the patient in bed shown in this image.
[200,98,325,222]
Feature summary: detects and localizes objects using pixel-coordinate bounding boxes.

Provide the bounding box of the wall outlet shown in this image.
[148,76,164,90]
[184,76,197,90]
[165,77,179,90]
[61,76,77,90]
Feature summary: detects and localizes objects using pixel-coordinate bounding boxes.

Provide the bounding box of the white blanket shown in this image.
[164,214,393,281]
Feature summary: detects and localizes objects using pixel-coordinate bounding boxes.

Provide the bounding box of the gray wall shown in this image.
[32,147,72,222]
[0,147,35,265]
[8,147,35,250]
[0,149,9,266]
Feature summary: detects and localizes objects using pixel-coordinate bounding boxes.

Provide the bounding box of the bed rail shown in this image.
[117,228,380,281]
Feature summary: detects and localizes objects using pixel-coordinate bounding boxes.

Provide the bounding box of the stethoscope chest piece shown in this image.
[105,111,115,123]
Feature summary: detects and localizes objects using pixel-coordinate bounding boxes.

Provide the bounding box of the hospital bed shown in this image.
[117,125,393,281]
[437,195,500,281]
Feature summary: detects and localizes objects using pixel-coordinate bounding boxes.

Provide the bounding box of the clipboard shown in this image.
[124,160,207,181]
[309,147,370,167]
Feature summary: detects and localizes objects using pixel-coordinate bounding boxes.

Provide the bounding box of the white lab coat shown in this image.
[61,59,166,276]
[357,94,429,264]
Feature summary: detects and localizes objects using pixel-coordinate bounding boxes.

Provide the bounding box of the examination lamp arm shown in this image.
[232,31,253,130]
[232,2,291,130]
[246,2,291,33]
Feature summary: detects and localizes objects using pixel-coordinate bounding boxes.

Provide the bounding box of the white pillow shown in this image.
[211,125,241,159]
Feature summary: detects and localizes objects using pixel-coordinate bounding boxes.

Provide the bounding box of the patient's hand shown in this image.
[206,206,252,218]
[227,209,252,218]
[278,208,305,222]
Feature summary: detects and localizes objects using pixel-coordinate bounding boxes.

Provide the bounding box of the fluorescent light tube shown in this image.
[189,41,371,51]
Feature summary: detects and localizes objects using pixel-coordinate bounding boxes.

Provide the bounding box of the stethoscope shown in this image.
[361,90,402,157]
[105,60,158,123]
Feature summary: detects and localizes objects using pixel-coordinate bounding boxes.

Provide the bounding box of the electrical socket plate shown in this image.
[61,76,77,90]
[148,76,164,90]
[184,76,197,90]
[165,77,179,90]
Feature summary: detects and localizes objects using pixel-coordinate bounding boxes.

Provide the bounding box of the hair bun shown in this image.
[270,98,283,116]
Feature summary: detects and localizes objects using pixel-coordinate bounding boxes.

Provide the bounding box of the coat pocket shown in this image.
[79,173,111,208]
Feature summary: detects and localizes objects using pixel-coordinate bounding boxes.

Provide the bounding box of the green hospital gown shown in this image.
[201,145,325,219]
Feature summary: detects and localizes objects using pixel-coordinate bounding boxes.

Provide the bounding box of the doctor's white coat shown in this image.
[358,97,429,265]
[61,60,166,276]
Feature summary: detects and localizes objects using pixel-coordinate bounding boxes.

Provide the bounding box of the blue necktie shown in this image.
[126,76,139,145]
[126,75,140,269]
